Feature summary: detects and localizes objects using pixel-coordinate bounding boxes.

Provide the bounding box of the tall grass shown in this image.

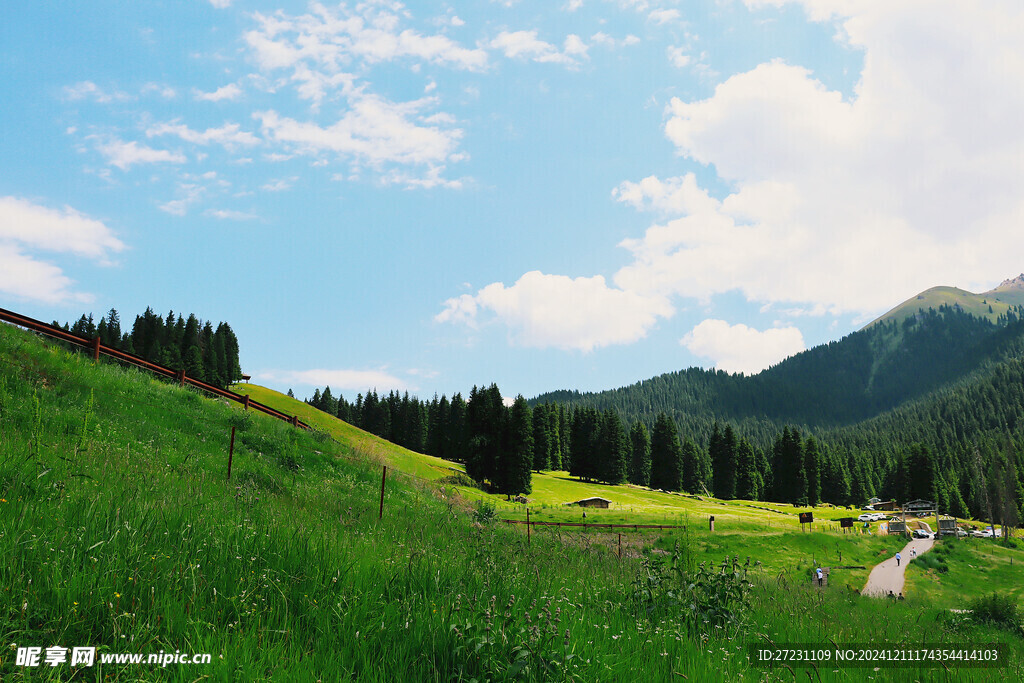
[1,323,1022,681]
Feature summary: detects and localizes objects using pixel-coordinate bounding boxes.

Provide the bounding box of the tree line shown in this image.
[59,308,243,390]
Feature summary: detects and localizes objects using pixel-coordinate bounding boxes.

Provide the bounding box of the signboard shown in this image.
[799,512,814,524]
[840,517,854,528]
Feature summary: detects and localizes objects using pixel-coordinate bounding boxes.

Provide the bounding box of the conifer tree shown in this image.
[650,413,683,491]
[628,420,651,486]
[735,438,760,500]
[503,396,533,496]
[804,436,822,506]
[596,409,627,485]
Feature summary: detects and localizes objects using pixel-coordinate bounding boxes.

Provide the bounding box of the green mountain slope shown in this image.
[534,305,1024,447]
[867,275,1024,328]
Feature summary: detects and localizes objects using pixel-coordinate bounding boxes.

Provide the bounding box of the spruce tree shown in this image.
[735,438,760,500]
[596,410,627,485]
[628,420,651,486]
[503,396,533,496]
[650,413,683,491]
[804,436,822,506]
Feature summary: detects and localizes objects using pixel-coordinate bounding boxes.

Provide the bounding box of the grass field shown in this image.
[2,322,1023,681]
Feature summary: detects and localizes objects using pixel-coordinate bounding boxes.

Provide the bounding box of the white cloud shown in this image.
[435,271,673,352]
[93,137,186,170]
[260,176,299,192]
[147,121,260,149]
[257,368,408,392]
[204,209,258,220]
[612,1,1024,315]
[0,196,125,260]
[0,197,125,303]
[158,184,205,216]
[681,319,805,375]
[243,4,488,110]
[667,45,691,68]
[63,81,132,103]
[255,94,463,168]
[141,82,177,99]
[487,30,585,65]
[209,0,232,8]
[648,9,682,24]
[194,83,243,102]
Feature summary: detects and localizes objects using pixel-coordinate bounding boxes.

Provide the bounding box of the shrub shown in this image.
[970,592,1022,634]
[472,499,497,525]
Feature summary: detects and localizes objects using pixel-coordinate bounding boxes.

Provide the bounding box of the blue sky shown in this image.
[2,1,1023,403]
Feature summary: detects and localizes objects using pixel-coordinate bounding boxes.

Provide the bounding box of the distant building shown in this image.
[571,497,612,509]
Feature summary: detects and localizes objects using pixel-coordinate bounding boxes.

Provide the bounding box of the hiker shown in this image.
[895,551,901,567]
[898,592,905,601]
[816,567,823,587]
[911,547,917,560]
[888,590,895,601]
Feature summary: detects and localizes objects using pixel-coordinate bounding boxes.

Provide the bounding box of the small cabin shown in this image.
[572,497,612,509]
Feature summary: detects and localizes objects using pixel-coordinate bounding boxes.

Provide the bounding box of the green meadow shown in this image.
[2,322,1023,681]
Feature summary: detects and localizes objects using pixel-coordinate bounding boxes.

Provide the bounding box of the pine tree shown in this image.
[650,413,683,491]
[735,438,760,500]
[804,436,822,506]
[532,403,551,471]
[596,410,627,485]
[503,396,533,496]
[628,420,651,486]
[712,424,738,499]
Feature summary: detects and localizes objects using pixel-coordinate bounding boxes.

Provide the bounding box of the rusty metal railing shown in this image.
[0,305,309,430]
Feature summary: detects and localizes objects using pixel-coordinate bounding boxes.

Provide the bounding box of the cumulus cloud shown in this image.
[244,4,488,105]
[147,121,260,149]
[204,209,258,220]
[613,1,1024,315]
[0,197,125,303]
[63,81,132,103]
[93,138,186,170]
[681,319,805,375]
[256,368,409,392]
[255,94,463,167]
[193,83,243,102]
[435,271,673,352]
[487,30,586,66]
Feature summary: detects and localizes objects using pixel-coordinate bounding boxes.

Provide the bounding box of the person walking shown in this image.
[895,551,902,567]
[816,567,824,587]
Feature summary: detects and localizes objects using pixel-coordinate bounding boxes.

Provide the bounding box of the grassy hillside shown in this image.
[867,285,1012,327]
[2,322,1023,680]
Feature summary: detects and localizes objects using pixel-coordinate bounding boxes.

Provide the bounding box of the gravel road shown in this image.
[861,537,935,597]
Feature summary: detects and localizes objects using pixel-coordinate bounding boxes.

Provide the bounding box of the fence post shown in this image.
[243,395,250,411]
[379,465,387,519]
[176,369,185,387]
[93,336,101,362]
[290,415,298,428]
[527,508,531,546]
[227,427,236,480]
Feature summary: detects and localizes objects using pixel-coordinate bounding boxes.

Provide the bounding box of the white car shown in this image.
[912,529,933,539]
[858,513,873,522]
[871,513,888,521]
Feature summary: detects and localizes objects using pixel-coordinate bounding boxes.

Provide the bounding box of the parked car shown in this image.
[858,513,874,522]
[912,529,933,539]
[871,513,888,521]
[979,527,1002,538]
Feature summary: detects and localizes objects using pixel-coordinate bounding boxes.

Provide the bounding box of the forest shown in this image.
[58,307,243,390]
[302,305,1024,529]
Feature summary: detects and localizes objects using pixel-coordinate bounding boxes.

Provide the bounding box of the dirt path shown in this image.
[862,538,935,597]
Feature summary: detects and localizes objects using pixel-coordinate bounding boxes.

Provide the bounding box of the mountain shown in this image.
[533,299,1024,449]
[867,275,1024,328]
